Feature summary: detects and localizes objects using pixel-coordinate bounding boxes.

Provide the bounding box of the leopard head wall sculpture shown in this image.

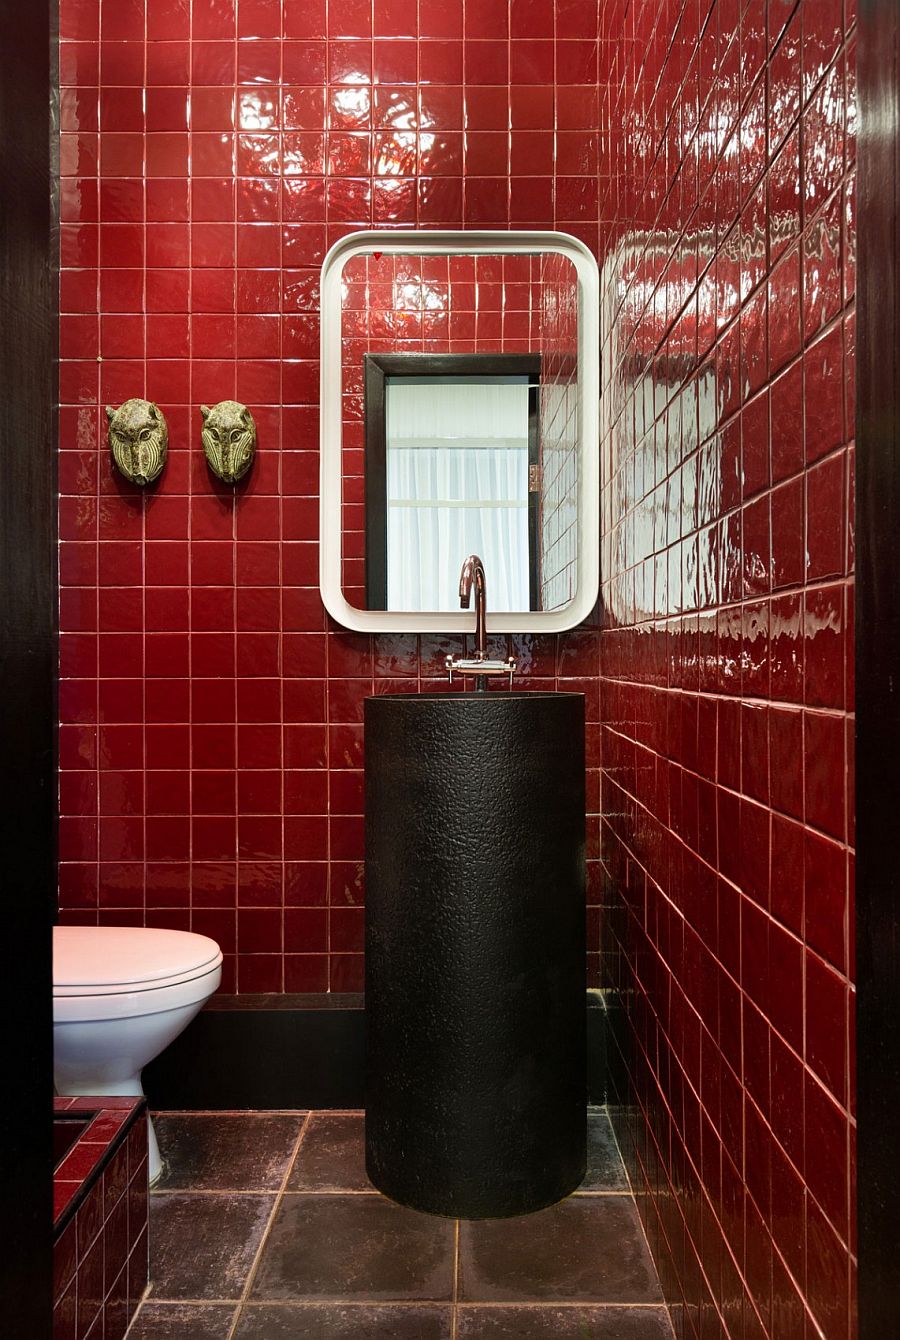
[200,400,257,484]
[106,399,168,486]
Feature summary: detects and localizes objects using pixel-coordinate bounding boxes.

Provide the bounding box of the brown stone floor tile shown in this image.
[287,1113,371,1193]
[125,1302,237,1338]
[250,1194,455,1301]
[148,1194,274,1300]
[154,1115,304,1191]
[456,1304,674,1338]
[458,1196,664,1303]
[233,1301,452,1338]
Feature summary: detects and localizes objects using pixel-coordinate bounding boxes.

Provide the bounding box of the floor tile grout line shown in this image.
[573,1188,635,1197]
[454,1302,674,1311]
[148,1186,634,1199]
[450,1217,460,1338]
[224,1113,313,1340]
[127,1297,675,1311]
[149,1188,288,1198]
[147,1186,635,1201]
[152,1109,345,1117]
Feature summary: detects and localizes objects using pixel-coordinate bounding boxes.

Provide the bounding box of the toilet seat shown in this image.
[53,965,222,1023]
[54,925,222,995]
[53,926,223,1021]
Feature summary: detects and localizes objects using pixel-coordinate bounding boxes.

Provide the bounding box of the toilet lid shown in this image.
[54,926,222,993]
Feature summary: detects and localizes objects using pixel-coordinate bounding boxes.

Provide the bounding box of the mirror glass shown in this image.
[371,360,538,612]
[320,232,599,633]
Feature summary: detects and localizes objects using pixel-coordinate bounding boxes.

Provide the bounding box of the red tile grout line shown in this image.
[229,0,241,984]
[599,45,855,359]
[601,754,855,988]
[601,702,855,854]
[606,849,855,1121]
[140,0,149,939]
[222,0,235,984]
[275,0,286,993]
[601,295,855,473]
[615,919,856,1251]
[601,437,855,587]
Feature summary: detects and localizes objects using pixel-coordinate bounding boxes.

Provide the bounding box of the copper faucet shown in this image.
[458,554,487,660]
[446,555,518,690]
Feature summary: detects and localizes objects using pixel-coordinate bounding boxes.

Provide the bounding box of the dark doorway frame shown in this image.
[0,0,57,1333]
[362,353,542,610]
[856,1,900,1335]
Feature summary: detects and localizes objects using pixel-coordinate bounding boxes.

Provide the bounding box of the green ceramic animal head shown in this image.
[106,399,168,486]
[200,400,257,484]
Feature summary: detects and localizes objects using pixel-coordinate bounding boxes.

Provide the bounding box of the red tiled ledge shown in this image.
[53,1096,149,1340]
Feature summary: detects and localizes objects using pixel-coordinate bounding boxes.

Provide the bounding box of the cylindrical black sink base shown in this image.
[364,692,586,1219]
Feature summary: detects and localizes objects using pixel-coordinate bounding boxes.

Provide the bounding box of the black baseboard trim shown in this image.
[144,990,609,1111]
[143,994,366,1110]
[586,988,612,1105]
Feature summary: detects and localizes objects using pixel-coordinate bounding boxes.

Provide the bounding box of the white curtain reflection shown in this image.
[385,379,530,611]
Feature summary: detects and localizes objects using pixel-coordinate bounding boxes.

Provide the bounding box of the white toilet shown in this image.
[53,925,223,1183]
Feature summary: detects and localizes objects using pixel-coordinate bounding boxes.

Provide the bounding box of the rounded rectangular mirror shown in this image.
[320,230,599,633]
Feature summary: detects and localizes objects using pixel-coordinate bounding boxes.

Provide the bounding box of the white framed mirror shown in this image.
[319,229,600,633]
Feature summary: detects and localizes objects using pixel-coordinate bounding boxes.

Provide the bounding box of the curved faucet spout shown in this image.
[447,554,517,689]
[458,554,487,660]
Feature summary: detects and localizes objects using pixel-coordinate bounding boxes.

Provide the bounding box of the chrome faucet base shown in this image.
[445,654,518,688]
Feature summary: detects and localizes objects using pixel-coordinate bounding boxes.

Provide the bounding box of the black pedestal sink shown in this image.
[364,691,586,1219]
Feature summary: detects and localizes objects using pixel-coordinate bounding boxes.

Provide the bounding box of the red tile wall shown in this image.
[597,2,856,1338]
[57,0,604,993]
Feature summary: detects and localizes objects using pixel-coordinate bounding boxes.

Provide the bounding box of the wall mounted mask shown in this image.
[200,400,257,484]
[106,399,168,486]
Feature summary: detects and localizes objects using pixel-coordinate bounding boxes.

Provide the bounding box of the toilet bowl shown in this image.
[53,926,223,1184]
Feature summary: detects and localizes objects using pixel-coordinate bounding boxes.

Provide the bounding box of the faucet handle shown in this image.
[445,653,517,688]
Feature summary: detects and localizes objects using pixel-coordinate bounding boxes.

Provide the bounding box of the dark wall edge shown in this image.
[143,992,609,1110]
[857,1,900,1335]
[0,0,57,1332]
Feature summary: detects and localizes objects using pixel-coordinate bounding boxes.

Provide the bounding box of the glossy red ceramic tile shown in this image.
[599,3,856,1338]
[57,0,603,998]
[53,1098,147,1340]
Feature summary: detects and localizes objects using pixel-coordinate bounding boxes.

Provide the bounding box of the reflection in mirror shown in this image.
[340,251,580,614]
[364,355,539,612]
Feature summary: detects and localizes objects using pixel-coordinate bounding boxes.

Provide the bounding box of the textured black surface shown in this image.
[365,692,587,1218]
